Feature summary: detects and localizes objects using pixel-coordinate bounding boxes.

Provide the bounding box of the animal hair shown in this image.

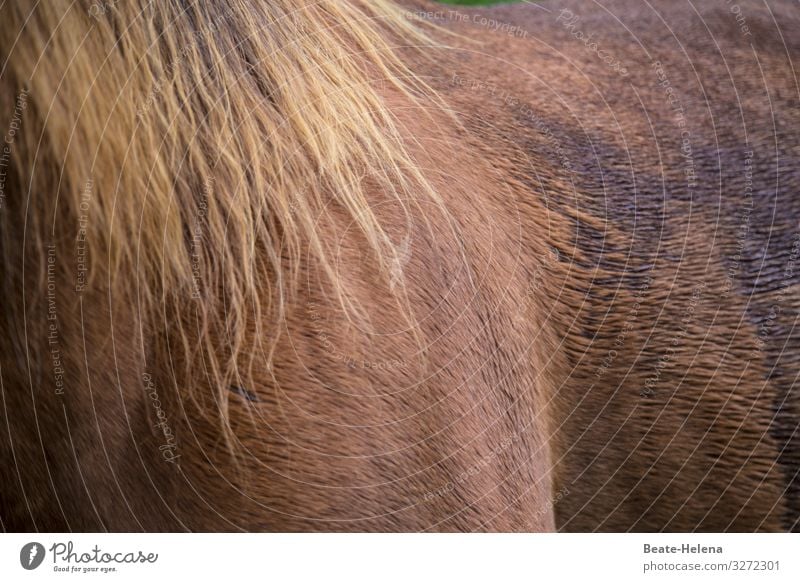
[0,0,440,451]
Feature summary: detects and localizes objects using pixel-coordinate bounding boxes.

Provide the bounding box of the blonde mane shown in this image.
[1,0,437,445]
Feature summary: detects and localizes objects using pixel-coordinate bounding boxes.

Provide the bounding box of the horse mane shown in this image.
[0,0,437,445]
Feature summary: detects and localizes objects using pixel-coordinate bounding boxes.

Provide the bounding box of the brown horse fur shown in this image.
[1,0,798,532]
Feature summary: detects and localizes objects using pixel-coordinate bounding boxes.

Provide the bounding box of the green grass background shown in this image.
[438,0,519,5]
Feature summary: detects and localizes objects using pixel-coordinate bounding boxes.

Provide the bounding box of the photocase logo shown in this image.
[20,542,46,570]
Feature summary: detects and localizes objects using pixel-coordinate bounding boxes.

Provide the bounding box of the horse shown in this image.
[1,0,798,532]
